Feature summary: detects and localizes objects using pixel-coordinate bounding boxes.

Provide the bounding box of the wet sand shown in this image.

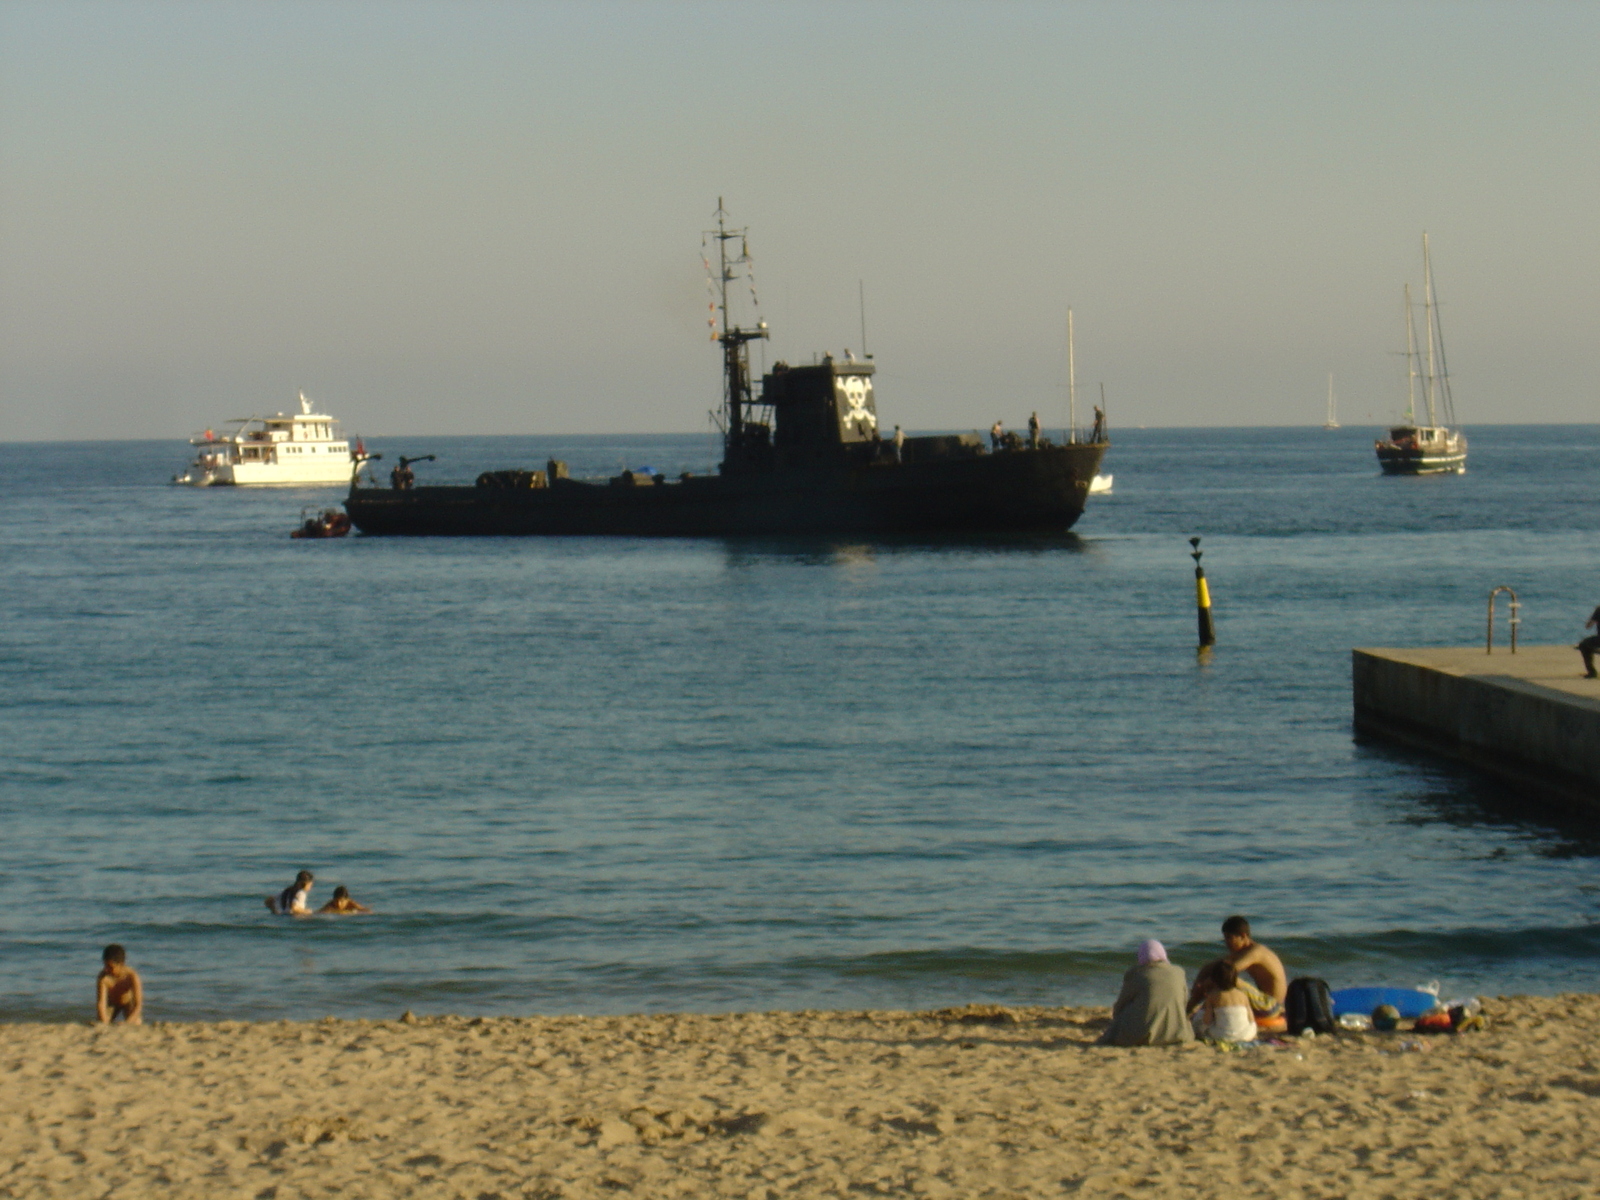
[3,994,1598,1198]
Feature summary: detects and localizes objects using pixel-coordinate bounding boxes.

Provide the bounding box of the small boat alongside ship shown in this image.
[345,206,1109,537]
[174,392,356,486]
[290,508,352,538]
[1375,235,1467,475]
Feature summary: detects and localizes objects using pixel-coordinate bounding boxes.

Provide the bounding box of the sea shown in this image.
[3,426,1599,1023]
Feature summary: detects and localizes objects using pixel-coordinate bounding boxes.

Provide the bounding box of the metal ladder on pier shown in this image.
[1487,586,1520,654]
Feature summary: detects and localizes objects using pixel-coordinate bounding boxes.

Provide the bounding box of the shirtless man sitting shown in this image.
[1189,915,1288,1029]
[96,944,143,1025]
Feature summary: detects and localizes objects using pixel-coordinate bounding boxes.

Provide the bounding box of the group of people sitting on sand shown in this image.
[1098,915,1287,1046]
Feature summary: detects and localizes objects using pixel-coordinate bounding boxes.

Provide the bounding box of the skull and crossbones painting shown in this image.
[835,374,877,440]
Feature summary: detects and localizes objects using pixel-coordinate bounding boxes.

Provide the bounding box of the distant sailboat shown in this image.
[1374,234,1467,475]
[1323,373,1340,429]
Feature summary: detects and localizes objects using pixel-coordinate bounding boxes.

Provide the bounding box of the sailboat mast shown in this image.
[1403,283,1420,425]
[1326,373,1337,428]
[1427,245,1457,428]
[1067,307,1077,445]
[1421,233,1440,427]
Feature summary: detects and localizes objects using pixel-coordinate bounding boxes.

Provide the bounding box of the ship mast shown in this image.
[1403,282,1421,425]
[706,199,768,473]
[1425,236,1458,428]
[1421,233,1440,428]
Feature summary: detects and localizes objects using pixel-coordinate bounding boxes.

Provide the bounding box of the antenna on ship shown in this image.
[859,280,870,359]
[1066,307,1078,445]
[704,199,769,473]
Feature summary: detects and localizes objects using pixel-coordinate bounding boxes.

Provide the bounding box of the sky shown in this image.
[1,0,1596,441]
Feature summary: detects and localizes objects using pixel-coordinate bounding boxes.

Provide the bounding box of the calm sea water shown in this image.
[3,426,1599,1023]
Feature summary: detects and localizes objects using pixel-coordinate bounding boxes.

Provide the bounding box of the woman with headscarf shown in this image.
[1096,938,1193,1047]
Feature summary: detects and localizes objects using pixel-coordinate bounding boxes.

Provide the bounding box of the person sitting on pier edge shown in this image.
[1188,915,1288,1034]
[990,420,1003,451]
[1028,411,1041,449]
[1576,604,1600,678]
[1097,938,1193,1047]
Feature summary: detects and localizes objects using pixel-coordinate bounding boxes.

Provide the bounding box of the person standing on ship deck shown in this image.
[892,425,904,464]
[1028,411,1041,448]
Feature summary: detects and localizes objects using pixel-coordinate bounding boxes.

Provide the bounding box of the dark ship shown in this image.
[345,206,1108,537]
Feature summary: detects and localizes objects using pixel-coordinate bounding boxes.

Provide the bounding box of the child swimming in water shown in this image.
[96,944,143,1024]
[264,870,315,916]
[316,886,372,915]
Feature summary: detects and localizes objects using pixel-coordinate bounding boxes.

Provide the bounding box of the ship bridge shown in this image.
[757,355,879,463]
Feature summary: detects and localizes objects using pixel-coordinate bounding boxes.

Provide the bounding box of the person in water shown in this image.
[1196,961,1256,1043]
[317,886,372,915]
[1097,938,1193,1047]
[265,870,315,916]
[96,944,143,1024]
[1576,604,1600,678]
[1190,915,1288,1032]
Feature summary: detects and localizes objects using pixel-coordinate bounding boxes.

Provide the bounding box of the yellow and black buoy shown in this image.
[1191,537,1216,648]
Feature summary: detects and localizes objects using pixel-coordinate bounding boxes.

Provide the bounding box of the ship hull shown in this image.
[346,443,1108,537]
[1375,446,1467,475]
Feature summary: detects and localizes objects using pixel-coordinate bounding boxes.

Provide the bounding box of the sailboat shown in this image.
[1374,234,1467,474]
[1323,373,1340,429]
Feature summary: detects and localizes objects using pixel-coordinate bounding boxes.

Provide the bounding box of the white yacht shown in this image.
[174,392,356,486]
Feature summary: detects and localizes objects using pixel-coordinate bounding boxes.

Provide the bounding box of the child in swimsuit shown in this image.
[96,944,143,1024]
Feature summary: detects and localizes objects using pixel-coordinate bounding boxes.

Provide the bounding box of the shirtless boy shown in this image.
[1220,915,1287,1004]
[316,886,372,915]
[1189,915,1288,1015]
[96,944,143,1025]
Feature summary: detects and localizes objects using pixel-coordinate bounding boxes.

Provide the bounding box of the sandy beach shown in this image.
[4,995,1598,1199]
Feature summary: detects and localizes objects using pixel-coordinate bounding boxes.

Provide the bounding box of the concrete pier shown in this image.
[1352,645,1600,812]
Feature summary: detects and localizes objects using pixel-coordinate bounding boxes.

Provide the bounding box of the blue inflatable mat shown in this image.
[1330,986,1439,1019]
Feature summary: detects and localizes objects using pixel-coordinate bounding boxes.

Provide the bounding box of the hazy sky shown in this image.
[2,1,1595,441]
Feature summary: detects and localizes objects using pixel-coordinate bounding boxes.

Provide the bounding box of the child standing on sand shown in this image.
[1198,961,1256,1043]
[96,944,143,1024]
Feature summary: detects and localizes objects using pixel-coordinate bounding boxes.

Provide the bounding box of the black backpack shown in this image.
[1285,977,1336,1035]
